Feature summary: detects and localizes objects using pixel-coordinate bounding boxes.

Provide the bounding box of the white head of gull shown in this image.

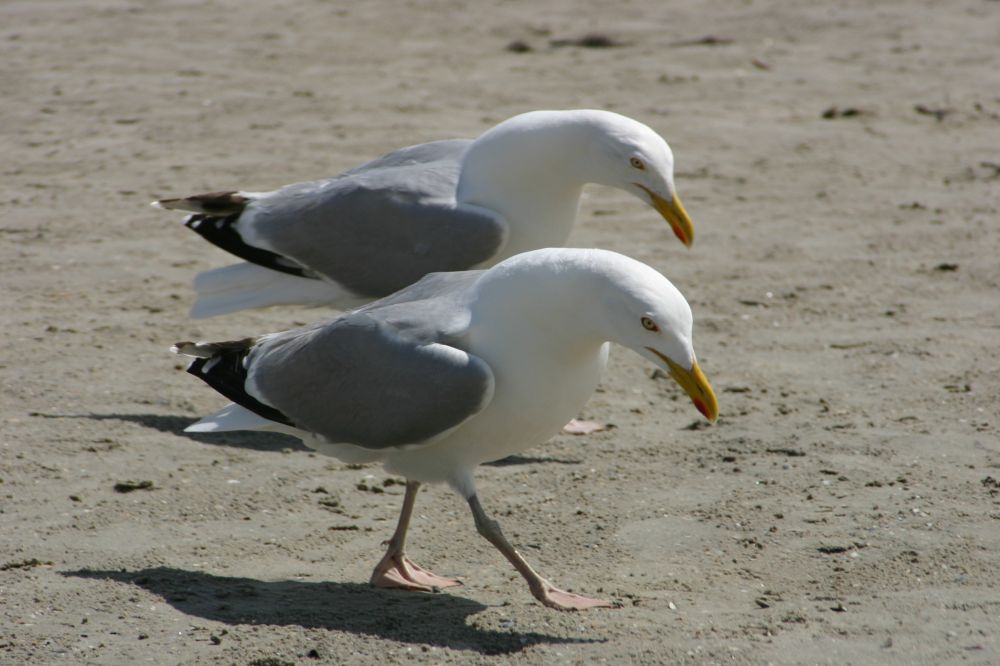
[173,247,717,610]
[153,110,694,318]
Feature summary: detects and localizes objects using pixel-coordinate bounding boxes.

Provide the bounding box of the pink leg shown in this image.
[467,495,619,611]
[370,480,462,591]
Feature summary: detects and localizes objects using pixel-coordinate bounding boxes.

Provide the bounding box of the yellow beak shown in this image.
[647,348,719,422]
[636,184,695,247]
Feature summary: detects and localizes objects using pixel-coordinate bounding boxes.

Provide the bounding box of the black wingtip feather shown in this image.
[186,344,296,428]
[157,191,248,214]
[184,212,315,279]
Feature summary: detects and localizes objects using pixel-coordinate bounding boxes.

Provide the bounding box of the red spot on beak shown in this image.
[693,398,709,419]
[671,224,689,246]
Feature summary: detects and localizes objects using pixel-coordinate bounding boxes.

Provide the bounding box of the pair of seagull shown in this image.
[161,109,718,611]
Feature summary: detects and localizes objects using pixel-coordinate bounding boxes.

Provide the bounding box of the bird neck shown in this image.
[456,117,597,259]
[468,250,620,361]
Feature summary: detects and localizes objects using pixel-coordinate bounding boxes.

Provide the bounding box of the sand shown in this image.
[2,0,999,663]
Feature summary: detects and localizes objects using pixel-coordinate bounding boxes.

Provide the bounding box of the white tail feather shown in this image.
[190,262,364,318]
[185,402,299,435]
[185,403,382,464]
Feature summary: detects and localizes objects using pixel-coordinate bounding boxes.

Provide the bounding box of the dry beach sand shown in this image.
[2,0,999,663]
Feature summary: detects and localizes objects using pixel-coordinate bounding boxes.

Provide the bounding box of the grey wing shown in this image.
[242,139,507,297]
[340,139,471,175]
[245,311,495,450]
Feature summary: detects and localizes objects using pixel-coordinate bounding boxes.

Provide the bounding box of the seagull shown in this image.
[153,110,695,318]
[172,248,718,610]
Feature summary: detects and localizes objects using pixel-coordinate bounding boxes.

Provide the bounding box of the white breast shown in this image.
[382,333,609,489]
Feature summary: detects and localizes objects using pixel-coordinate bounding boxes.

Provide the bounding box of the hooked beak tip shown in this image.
[672,222,692,248]
[645,348,719,423]
[636,184,695,248]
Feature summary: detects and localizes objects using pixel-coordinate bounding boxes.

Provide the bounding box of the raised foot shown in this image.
[370,554,462,592]
[534,581,621,611]
[561,419,610,435]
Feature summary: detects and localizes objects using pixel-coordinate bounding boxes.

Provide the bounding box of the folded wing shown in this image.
[175,270,495,450]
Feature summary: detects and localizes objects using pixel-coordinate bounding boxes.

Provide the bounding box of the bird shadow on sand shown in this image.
[33,412,584,464]
[62,567,601,654]
[484,454,582,467]
[31,411,309,452]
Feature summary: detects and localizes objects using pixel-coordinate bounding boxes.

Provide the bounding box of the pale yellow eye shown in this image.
[630,157,646,170]
[641,316,659,332]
